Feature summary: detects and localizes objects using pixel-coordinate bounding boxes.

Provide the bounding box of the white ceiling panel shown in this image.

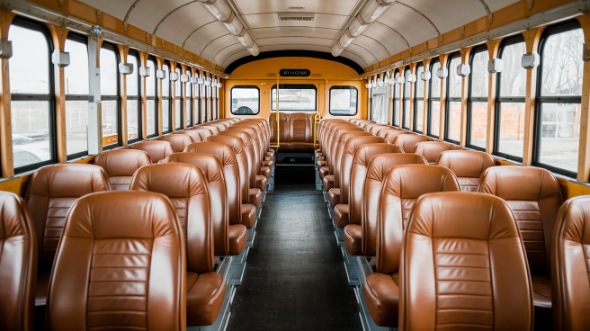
[75,0,545,71]
[154,2,213,47]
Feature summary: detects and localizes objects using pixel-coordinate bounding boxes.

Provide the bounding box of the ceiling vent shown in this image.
[278,12,315,22]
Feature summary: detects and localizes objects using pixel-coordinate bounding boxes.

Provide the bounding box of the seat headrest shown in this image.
[130,163,209,199]
[437,149,495,177]
[26,164,110,198]
[382,164,459,199]
[94,149,151,176]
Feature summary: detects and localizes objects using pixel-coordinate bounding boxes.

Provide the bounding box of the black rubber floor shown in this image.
[227,165,362,331]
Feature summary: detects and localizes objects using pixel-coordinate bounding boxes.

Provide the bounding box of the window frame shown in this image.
[392,69,401,127]
[402,67,412,130]
[146,56,158,138]
[427,59,441,138]
[99,41,122,149]
[413,63,425,133]
[270,84,317,113]
[9,17,57,172]
[329,85,358,116]
[231,85,260,115]
[444,51,461,144]
[161,60,172,133]
[533,19,582,177]
[466,44,489,151]
[126,49,142,144]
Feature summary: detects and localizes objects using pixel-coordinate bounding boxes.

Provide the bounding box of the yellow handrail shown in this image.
[313,112,321,149]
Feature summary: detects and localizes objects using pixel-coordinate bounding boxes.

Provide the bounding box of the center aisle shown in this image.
[227,166,362,331]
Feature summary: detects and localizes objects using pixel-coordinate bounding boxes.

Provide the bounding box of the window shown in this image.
[146,57,157,137]
[231,86,260,115]
[330,86,358,116]
[428,59,442,138]
[534,20,583,176]
[174,65,182,129]
[392,69,400,127]
[445,52,461,143]
[467,45,489,150]
[271,84,317,112]
[161,61,171,132]
[185,70,193,127]
[402,68,412,129]
[9,19,55,171]
[100,43,120,147]
[196,73,202,124]
[495,35,526,161]
[369,85,388,123]
[126,51,141,142]
[414,63,425,133]
[64,34,89,159]
[203,73,209,122]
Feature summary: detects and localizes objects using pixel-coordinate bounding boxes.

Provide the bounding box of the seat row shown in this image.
[315,119,590,331]
[269,112,316,152]
[0,117,274,330]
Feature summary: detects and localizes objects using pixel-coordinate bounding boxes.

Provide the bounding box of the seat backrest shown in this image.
[169,142,241,226]
[198,125,220,135]
[332,130,372,188]
[349,143,401,226]
[437,149,496,191]
[377,165,459,274]
[340,135,384,204]
[129,163,215,272]
[231,126,262,176]
[190,127,214,140]
[392,133,430,153]
[383,129,405,144]
[552,196,590,331]
[220,129,256,189]
[289,113,313,144]
[46,191,186,331]
[362,153,428,257]
[131,140,174,163]
[414,141,456,164]
[480,166,562,274]
[0,192,36,331]
[158,133,194,152]
[25,164,110,270]
[400,192,533,331]
[207,135,250,205]
[138,154,229,256]
[176,129,203,143]
[93,149,151,190]
[270,112,289,143]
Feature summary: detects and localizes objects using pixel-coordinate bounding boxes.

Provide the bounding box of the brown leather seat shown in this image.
[46,191,186,330]
[325,130,372,197]
[552,196,590,331]
[207,135,257,228]
[344,153,427,257]
[414,141,456,164]
[189,127,215,141]
[362,165,460,327]
[158,133,194,152]
[25,164,110,310]
[175,129,203,143]
[198,124,221,135]
[131,140,174,163]
[129,163,225,326]
[135,160,246,258]
[480,166,562,322]
[399,192,533,330]
[332,135,384,228]
[219,129,264,207]
[383,129,405,144]
[391,133,430,153]
[437,149,496,191]
[93,148,151,190]
[0,192,36,331]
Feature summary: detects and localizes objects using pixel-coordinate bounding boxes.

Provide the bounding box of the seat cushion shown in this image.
[363,273,400,327]
[319,166,329,180]
[228,224,248,255]
[260,166,271,179]
[316,160,327,169]
[343,224,362,256]
[532,274,552,309]
[333,204,349,228]
[241,203,256,229]
[328,188,340,209]
[186,272,226,326]
[249,188,263,208]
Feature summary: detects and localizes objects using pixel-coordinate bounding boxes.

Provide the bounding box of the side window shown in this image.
[428,59,441,138]
[467,45,489,150]
[231,86,260,115]
[392,69,400,127]
[9,19,55,172]
[414,63,425,133]
[100,43,121,147]
[64,34,89,159]
[174,65,182,130]
[146,57,158,137]
[161,61,171,132]
[126,51,141,142]
[445,52,461,143]
[185,69,193,127]
[331,86,358,116]
[402,68,411,129]
[534,20,583,176]
[495,36,526,161]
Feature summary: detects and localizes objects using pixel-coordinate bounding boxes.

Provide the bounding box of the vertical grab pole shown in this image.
[275,76,280,149]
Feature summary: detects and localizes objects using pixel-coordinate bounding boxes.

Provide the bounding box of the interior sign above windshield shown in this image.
[280,69,310,77]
